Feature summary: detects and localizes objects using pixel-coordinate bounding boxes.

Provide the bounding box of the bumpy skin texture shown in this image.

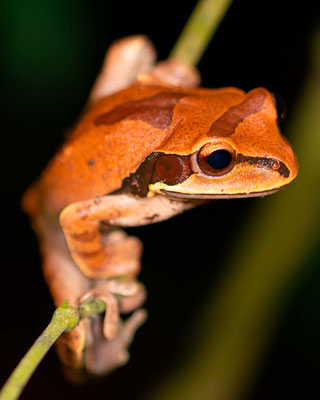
[22,35,298,378]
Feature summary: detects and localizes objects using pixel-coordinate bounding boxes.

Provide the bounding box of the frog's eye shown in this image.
[193,142,236,177]
[272,93,286,122]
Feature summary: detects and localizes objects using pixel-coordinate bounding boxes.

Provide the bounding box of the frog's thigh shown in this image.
[89,35,156,102]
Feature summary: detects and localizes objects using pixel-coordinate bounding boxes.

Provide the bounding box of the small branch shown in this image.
[0,300,105,400]
[170,0,233,66]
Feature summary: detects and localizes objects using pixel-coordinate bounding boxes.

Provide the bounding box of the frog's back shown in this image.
[22,82,244,218]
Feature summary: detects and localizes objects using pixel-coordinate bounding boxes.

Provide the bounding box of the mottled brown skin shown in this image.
[22,35,298,378]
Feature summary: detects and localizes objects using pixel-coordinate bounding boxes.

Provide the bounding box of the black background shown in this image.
[0,0,319,399]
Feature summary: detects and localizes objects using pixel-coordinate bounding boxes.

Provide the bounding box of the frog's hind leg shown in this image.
[138,58,201,88]
[88,34,201,105]
[85,309,147,376]
[34,218,91,377]
[88,35,156,103]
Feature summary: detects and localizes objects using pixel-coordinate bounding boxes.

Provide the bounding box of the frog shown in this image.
[22,35,298,379]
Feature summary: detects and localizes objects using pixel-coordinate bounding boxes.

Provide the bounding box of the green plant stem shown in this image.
[79,298,106,319]
[169,0,233,66]
[0,299,105,400]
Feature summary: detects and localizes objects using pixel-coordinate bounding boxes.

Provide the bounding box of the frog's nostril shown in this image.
[271,159,281,170]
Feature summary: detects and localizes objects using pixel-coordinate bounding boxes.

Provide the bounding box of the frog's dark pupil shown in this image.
[207,150,232,170]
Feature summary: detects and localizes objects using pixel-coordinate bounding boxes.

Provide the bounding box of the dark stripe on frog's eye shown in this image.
[94,92,186,130]
[208,89,266,137]
[237,154,290,177]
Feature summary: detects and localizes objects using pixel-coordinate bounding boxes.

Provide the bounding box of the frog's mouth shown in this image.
[159,185,286,200]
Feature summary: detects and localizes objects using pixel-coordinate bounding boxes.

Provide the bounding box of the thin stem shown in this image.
[169,0,233,66]
[78,298,106,319]
[0,300,105,400]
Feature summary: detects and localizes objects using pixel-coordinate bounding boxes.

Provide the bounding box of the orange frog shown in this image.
[22,35,298,378]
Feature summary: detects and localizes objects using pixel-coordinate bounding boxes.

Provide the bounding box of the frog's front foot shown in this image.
[79,277,147,375]
[80,276,147,340]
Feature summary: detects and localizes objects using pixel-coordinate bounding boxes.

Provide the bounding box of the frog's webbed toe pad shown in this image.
[138,59,201,88]
[85,309,147,375]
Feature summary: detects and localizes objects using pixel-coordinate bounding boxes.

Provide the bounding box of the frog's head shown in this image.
[141,87,298,199]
